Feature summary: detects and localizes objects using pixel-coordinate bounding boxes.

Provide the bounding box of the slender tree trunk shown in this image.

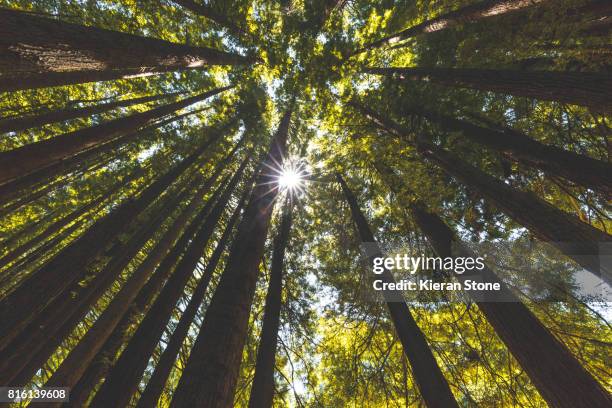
[408,202,612,408]
[0,107,205,206]
[357,104,612,281]
[0,91,183,134]
[136,186,250,408]
[336,173,459,408]
[0,8,251,91]
[172,0,246,38]
[89,158,248,408]
[365,67,612,111]
[67,174,231,407]
[404,106,612,195]
[0,172,134,270]
[0,126,225,350]
[4,140,240,387]
[169,109,292,408]
[0,87,230,185]
[420,143,612,281]
[248,199,293,408]
[356,0,549,53]
[0,183,190,386]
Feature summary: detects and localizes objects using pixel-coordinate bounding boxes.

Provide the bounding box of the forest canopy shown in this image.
[0,0,610,407]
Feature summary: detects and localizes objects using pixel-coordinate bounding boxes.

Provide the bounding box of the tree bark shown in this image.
[404,106,612,195]
[0,125,225,350]
[248,199,293,408]
[365,67,612,111]
[336,173,459,408]
[136,185,250,408]
[408,202,612,408]
[356,0,548,53]
[0,86,231,185]
[0,91,183,134]
[169,109,292,408]
[0,8,251,91]
[89,157,248,408]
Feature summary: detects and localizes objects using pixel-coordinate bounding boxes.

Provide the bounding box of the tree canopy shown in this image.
[0,0,610,407]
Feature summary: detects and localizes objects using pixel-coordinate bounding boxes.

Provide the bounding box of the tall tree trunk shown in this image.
[172,0,246,38]
[0,91,183,134]
[420,143,612,281]
[0,172,135,270]
[248,199,293,408]
[66,173,232,407]
[0,182,190,386]
[336,173,459,408]
[169,109,292,408]
[405,106,612,195]
[374,160,611,407]
[365,67,612,111]
[355,0,549,53]
[0,126,225,349]
[4,141,240,387]
[89,158,248,408]
[0,87,230,185]
[408,202,612,408]
[0,107,205,206]
[357,104,612,281]
[0,8,251,91]
[136,186,250,408]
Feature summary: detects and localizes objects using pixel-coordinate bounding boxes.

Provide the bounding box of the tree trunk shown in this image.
[5,140,240,387]
[356,0,548,53]
[0,91,184,134]
[409,202,612,408]
[405,106,612,195]
[357,103,612,281]
[66,172,231,407]
[89,158,248,408]
[365,67,612,111]
[0,172,134,270]
[0,126,225,350]
[172,0,246,38]
[336,173,459,408]
[0,87,230,185]
[420,143,612,282]
[0,107,205,206]
[169,109,292,408]
[248,199,293,408]
[0,8,251,91]
[136,186,250,408]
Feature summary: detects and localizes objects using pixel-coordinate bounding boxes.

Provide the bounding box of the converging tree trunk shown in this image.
[336,173,459,408]
[248,199,293,408]
[0,8,251,91]
[375,162,612,407]
[365,67,612,111]
[409,202,612,408]
[0,87,231,185]
[404,106,612,195]
[0,107,207,206]
[89,158,248,408]
[136,186,250,408]
[355,0,549,53]
[0,91,184,134]
[169,109,292,408]
[358,104,612,282]
[0,126,226,350]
